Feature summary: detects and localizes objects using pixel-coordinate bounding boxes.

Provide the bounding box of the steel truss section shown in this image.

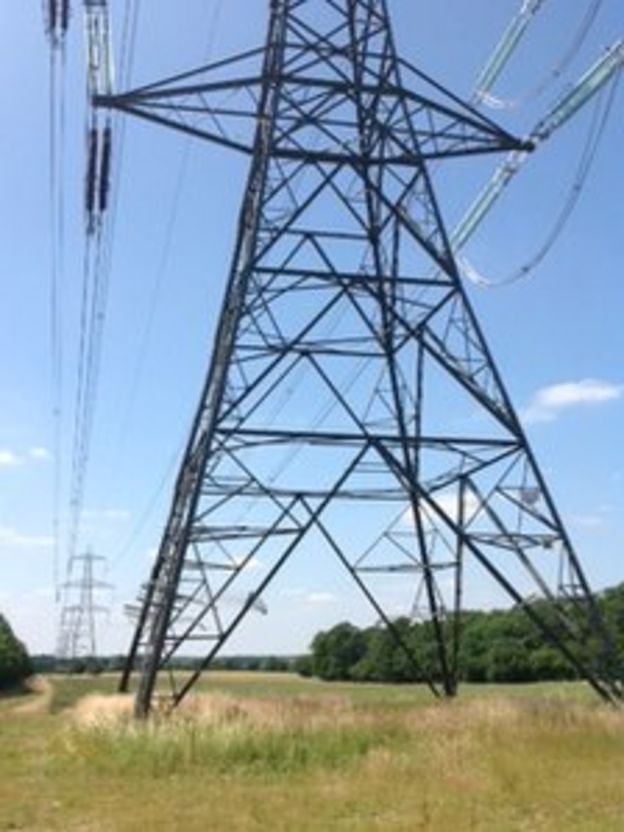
[98,0,622,715]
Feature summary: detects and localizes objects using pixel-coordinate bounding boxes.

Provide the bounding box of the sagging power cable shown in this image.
[473,0,548,107]
[46,6,69,603]
[107,0,226,571]
[65,0,119,563]
[66,0,145,566]
[476,0,604,109]
[459,47,622,289]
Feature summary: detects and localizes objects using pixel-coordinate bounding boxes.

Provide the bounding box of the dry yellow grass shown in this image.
[69,689,365,730]
[71,693,134,727]
[1,675,623,831]
[11,675,53,715]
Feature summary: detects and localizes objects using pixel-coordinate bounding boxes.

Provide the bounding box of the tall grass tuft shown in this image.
[61,692,401,778]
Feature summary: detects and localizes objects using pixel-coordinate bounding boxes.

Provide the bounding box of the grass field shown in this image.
[1,673,623,831]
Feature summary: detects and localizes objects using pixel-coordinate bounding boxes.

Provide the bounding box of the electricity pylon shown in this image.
[57,551,111,660]
[97,0,622,715]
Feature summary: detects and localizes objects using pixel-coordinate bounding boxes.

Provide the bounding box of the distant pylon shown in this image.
[97,0,622,715]
[57,551,111,660]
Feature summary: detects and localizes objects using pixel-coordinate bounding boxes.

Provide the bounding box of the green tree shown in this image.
[458,612,490,682]
[259,655,289,673]
[351,626,395,682]
[486,641,533,682]
[601,583,624,663]
[293,654,314,677]
[311,622,367,680]
[304,582,624,686]
[0,614,32,690]
[529,645,575,681]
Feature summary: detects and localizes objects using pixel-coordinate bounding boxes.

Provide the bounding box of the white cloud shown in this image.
[569,514,605,530]
[29,447,51,461]
[569,504,613,530]
[430,491,482,522]
[33,587,56,599]
[233,555,265,571]
[279,588,306,598]
[522,379,623,424]
[0,447,53,467]
[0,525,53,549]
[144,545,159,565]
[83,508,131,522]
[0,450,22,468]
[306,591,336,604]
[401,491,482,527]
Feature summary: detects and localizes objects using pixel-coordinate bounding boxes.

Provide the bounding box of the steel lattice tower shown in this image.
[98,0,622,715]
[57,551,110,661]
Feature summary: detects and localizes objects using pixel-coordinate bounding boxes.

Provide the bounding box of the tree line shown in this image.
[295,583,624,684]
[31,653,296,675]
[3,582,623,687]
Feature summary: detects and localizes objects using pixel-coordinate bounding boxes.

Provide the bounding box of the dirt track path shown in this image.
[12,676,53,715]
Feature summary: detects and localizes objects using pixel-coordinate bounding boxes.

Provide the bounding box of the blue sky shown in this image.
[1,0,622,655]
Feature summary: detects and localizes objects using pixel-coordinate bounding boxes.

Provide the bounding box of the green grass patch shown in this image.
[62,717,390,778]
[1,674,622,831]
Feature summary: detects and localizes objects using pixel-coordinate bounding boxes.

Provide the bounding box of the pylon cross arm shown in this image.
[95,60,531,163]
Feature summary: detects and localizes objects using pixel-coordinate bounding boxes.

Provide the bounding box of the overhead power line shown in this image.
[475,0,604,109]
[45,1,69,604]
[461,70,621,288]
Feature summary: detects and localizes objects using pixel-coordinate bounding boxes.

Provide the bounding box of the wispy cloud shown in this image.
[279,588,306,599]
[401,491,482,527]
[430,491,481,523]
[29,447,51,461]
[83,508,131,522]
[522,379,623,424]
[0,446,53,467]
[0,450,22,468]
[306,592,336,605]
[0,525,53,549]
[568,513,606,530]
[233,555,265,572]
[279,588,337,605]
[568,503,613,531]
